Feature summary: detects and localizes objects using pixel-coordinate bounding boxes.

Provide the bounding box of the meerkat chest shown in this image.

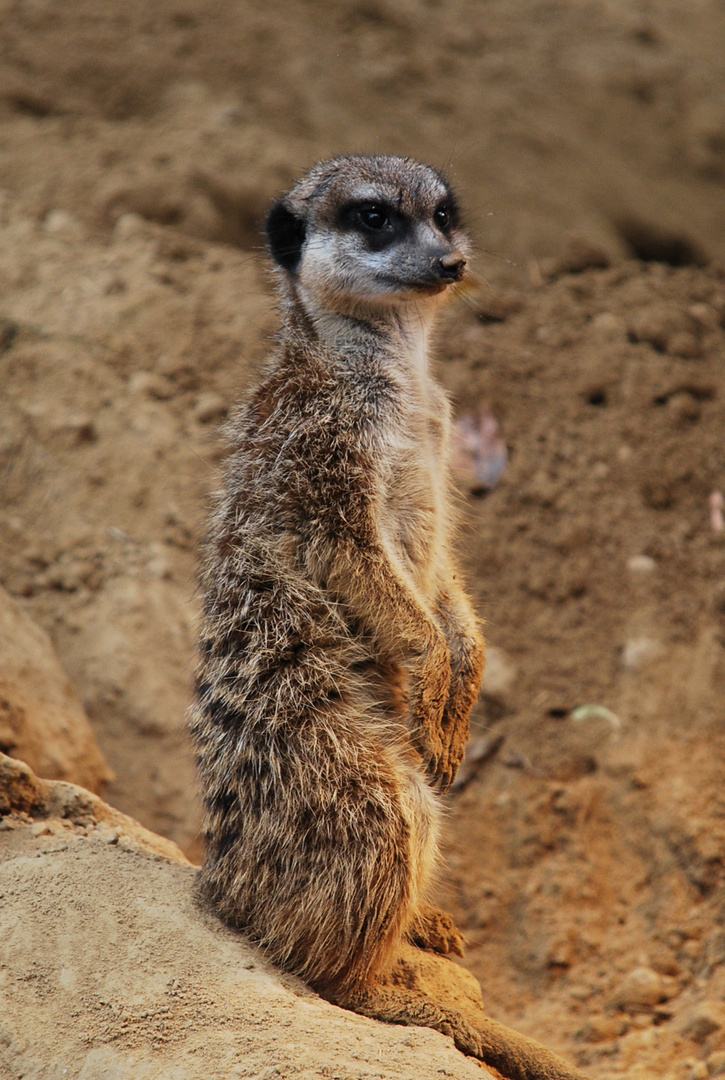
[378,384,451,595]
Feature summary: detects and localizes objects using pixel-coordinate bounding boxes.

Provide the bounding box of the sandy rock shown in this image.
[0,752,492,1080]
[589,311,626,341]
[682,1002,725,1045]
[621,637,661,672]
[577,1013,628,1043]
[612,967,665,1010]
[128,370,176,400]
[627,302,701,356]
[193,391,229,423]
[482,644,517,701]
[0,585,112,793]
[627,554,657,574]
[0,752,186,862]
[709,1050,725,1075]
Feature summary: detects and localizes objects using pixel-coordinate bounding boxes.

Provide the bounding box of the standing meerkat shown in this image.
[190,156,593,1080]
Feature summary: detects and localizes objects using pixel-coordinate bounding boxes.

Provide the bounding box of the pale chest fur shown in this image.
[377,374,452,603]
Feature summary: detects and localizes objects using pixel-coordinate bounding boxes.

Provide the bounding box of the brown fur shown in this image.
[190,156,593,1080]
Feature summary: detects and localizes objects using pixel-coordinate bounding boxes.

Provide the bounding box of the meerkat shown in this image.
[190,156,593,1080]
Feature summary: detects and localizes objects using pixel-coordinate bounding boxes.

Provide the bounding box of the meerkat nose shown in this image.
[435,252,467,282]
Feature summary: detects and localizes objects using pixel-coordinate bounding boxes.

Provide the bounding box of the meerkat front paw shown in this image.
[408,904,465,957]
[435,706,470,792]
[409,631,451,774]
[434,632,486,791]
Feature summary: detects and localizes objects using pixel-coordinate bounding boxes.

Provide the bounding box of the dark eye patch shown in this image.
[266,200,306,274]
[338,201,407,251]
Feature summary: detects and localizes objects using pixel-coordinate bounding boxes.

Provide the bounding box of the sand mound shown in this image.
[0,584,112,793]
[0,752,493,1080]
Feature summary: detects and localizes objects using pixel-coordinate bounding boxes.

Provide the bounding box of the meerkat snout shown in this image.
[435,251,467,282]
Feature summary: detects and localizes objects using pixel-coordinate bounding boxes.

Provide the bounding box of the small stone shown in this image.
[708,1050,725,1075]
[194,393,229,424]
[627,554,657,574]
[668,392,701,425]
[103,274,127,296]
[621,637,661,672]
[147,543,171,580]
[128,372,175,400]
[688,302,719,330]
[482,645,517,700]
[590,312,626,340]
[92,822,119,845]
[668,331,703,359]
[60,415,98,445]
[113,212,147,242]
[43,209,82,237]
[31,820,56,838]
[613,966,665,1010]
[578,1013,628,1043]
[690,1064,709,1080]
[683,1003,725,1044]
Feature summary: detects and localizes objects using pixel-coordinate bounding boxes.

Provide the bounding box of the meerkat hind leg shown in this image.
[329,943,595,1080]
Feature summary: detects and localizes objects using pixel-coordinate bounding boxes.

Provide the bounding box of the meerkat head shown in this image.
[266,155,470,322]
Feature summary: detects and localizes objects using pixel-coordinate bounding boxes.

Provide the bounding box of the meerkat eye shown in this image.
[434,204,450,232]
[356,205,390,231]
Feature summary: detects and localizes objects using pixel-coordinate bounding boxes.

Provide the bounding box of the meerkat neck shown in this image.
[290,287,437,379]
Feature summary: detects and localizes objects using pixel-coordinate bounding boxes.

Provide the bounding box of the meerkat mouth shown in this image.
[375,276,454,296]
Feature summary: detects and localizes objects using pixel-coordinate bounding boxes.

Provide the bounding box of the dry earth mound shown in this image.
[0,752,494,1080]
[0,583,111,793]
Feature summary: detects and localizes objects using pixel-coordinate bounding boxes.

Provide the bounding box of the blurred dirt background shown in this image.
[1,2,725,1078]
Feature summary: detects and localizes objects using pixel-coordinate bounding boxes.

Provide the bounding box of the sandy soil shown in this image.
[0,754,494,1080]
[1,2,725,1078]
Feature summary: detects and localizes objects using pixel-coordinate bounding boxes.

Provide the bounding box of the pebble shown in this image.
[113,212,147,242]
[31,820,63,838]
[690,1064,709,1080]
[708,1051,725,1075]
[128,372,175,400]
[621,637,661,672]
[194,392,229,424]
[627,554,657,574]
[43,209,83,237]
[482,645,517,700]
[668,391,701,425]
[590,311,626,340]
[689,302,719,329]
[682,1002,725,1044]
[578,1013,627,1043]
[92,822,120,845]
[61,414,98,444]
[669,331,703,359]
[612,966,665,1009]
[147,543,172,580]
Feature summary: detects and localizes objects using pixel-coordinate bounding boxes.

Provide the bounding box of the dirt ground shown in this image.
[1,2,725,1078]
[0,754,496,1080]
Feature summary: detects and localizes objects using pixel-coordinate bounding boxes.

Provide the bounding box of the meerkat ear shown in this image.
[266,200,306,274]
